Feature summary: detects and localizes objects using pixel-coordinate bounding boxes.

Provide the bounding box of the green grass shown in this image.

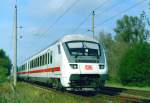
[1,81,142,103]
[0,82,90,103]
[106,81,150,92]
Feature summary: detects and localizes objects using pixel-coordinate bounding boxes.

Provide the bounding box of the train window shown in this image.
[45,54,47,64]
[30,61,32,68]
[37,58,38,67]
[44,55,45,64]
[31,61,32,68]
[37,57,39,67]
[32,60,34,68]
[34,59,35,68]
[42,55,44,65]
[39,57,40,66]
[35,59,37,67]
[31,61,33,68]
[34,59,37,67]
[44,54,46,65]
[41,55,43,66]
[23,64,26,70]
[38,57,40,66]
[32,60,35,68]
[33,60,34,68]
[58,45,61,54]
[50,51,53,64]
[41,56,43,66]
[30,62,31,68]
[36,59,37,67]
[23,65,24,70]
[48,53,50,64]
[35,59,36,67]
[42,55,45,65]
[34,59,35,67]
[40,56,42,66]
[28,63,29,69]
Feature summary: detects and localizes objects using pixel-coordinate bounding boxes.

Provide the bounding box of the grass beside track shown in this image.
[1,81,149,103]
[106,82,150,92]
[0,82,90,103]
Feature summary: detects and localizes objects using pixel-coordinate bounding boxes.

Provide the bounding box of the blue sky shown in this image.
[0,0,149,64]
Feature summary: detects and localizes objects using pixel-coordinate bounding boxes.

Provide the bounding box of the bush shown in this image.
[0,49,11,83]
[118,43,150,86]
[0,66,8,83]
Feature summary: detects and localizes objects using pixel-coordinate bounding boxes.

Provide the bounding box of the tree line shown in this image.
[99,12,150,86]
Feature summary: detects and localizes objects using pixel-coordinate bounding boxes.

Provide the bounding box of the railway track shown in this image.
[100,87,150,99]
[23,81,150,103]
[97,87,150,103]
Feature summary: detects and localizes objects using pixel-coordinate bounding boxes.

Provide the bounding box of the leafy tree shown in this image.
[113,15,150,86]
[0,49,6,58]
[99,14,150,86]
[0,66,8,83]
[140,11,150,42]
[98,30,114,49]
[114,15,149,44]
[118,43,150,86]
[0,49,11,82]
[99,31,129,82]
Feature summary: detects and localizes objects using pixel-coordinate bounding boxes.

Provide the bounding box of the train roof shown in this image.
[59,34,99,43]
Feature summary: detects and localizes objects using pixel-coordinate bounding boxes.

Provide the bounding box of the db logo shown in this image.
[85,65,93,70]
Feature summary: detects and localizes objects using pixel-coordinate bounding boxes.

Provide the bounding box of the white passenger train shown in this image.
[17,34,108,91]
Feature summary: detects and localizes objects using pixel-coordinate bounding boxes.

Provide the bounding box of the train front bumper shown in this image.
[69,74,108,88]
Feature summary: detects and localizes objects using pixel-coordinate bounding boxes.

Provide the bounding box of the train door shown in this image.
[27,62,30,80]
[46,50,49,78]
[47,49,50,78]
[47,49,53,77]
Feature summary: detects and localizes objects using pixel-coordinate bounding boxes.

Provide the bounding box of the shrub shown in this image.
[118,43,150,86]
[0,66,8,83]
[0,49,11,82]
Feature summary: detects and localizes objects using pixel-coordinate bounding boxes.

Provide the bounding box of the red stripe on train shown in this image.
[17,67,60,74]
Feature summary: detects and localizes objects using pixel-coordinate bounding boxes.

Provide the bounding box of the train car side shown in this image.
[17,35,108,91]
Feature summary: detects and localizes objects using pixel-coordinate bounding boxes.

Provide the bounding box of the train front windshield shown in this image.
[64,41,101,63]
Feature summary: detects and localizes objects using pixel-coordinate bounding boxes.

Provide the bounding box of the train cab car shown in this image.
[60,35,108,90]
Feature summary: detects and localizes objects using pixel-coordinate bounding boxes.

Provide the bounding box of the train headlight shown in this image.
[99,65,104,69]
[70,64,78,69]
